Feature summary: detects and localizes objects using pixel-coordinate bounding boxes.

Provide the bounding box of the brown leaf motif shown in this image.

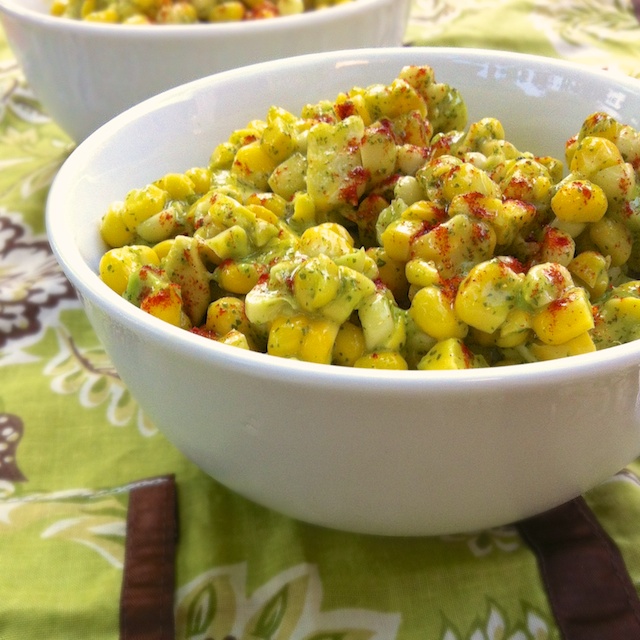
[0,413,26,482]
[0,211,78,359]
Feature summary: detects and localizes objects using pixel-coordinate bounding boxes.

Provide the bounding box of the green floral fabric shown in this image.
[2,1,640,639]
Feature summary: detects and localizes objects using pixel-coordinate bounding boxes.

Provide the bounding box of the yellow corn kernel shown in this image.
[417,338,476,370]
[521,262,573,309]
[290,192,317,227]
[611,294,640,320]
[183,167,212,194]
[100,201,136,248]
[353,351,409,370]
[405,259,440,289]
[157,1,198,22]
[589,217,632,267]
[496,308,532,348]
[441,162,500,201]
[99,245,160,295]
[500,158,554,208]
[205,296,252,339]
[360,125,397,184]
[403,200,446,224]
[411,215,497,278]
[122,184,168,229]
[568,251,609,299]
[267,315,339,364]
[217,329,251,350]
[410,285,468,341]
[380,218,425,262]
[454,258,522,334]
[531,287,595,345]
[140,282,183,327]
[529,331,596,361]
[299,223,354,258]
[267,316,305,358]
[207,225,251,261]
[277,0,304,15]
[154,173,195,200]
[551,179,608,223]
[246,192,288,219]
[153,239,175,261]
[363,78,427,121]
[123,13,151,24]
[299,318,340,365]
[260,114,297,161]
[84,6,118,21]
[245,204,279,227]
[366,247,409,304]
[50,0,68,16]
[332,321,366,366]
[209,1,245,20]
[215,260,263,295]
[293,255,340,312]
[210,142,237,170]
[539,226,576,267]
[579,112,621,142]
[569,136,624,178]
[231,141,279,191]
[80,0,95,17]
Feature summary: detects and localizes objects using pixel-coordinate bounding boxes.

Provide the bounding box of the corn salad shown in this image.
[50,0,352,23]
[98,65,640,370]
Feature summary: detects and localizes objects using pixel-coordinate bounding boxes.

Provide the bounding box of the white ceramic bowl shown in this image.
[47,48,640,536]
[0,0,410,142]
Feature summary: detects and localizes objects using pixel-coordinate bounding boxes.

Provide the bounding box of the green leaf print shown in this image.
[252,585,289,639]
[0,493,128,567]
[186,582,217,638]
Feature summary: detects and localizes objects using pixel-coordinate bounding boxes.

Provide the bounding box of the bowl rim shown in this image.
[46,46,640,389]
[0,0,398,34]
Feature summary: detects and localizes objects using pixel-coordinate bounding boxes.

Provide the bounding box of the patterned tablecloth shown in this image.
[2,1,640,639]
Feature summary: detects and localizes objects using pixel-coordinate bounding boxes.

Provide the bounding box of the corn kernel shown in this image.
[100,201,136,248]
[293,255,340,312]
[246,192,288,219]
[209,0,245,19]
[454,258,522,334]
[299,223,353,258]
[299,318,340,364]
[417,338,477,370]
[570,136,623,178]
[568,251,610,299]
[589,217,632,267]
[99,245,160,295]
[215,260,263,294]
[290,192,317,227]
[140,283,183,327]
[232,141,279,191]
[529,331,596,361]
[551,179,608,223]
[153,239,175,261]
[531,287,595,345]
[332,322,366,366]
[405,259,440,289]
[205,296,252,339]
[380,218,425,262]
[218,329,251,350]
[354,351,409,370]
[154,173,195,200]
[122,183,167,229]
[410,285,468,341]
